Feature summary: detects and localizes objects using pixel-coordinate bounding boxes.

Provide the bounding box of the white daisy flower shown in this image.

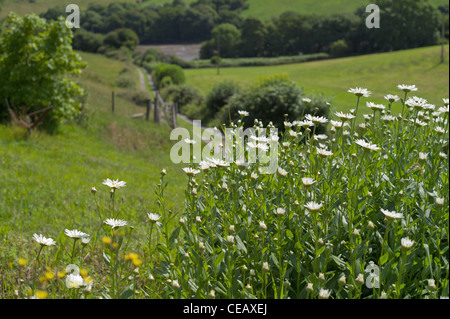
[384,94,400,102]
[199,161,211,171]
[33,234,56,246]
[64,229,89,239]
[238,110,249,117]
[401,237,414,250]
[294,120,315,127]
[305,114,329,124]
[301,177,316,186]
[147,213,161,223]
[335,112,355,121]
[348,87,371,97]
[438,105,449,114]
[81,237,91,245]
[381,115,397,122]
[182,167,200,176]
[443,98,449,106]
[304,201,323,211]
[410,119,427,127]
[207,157,230,167]
[102,178,126,189]
[66,273,84,289]
[398,84,418,92]
[366,102,386,111]
[381,209,403,220]
[103,218,128,229]
[276,207,286,216]
[316,147,333,157]
[313,134,328,141]
[277,167,288,177]
[302,98,312,104]
[318,288,331,299]
[355,139,381,151]
[406,96,427,110]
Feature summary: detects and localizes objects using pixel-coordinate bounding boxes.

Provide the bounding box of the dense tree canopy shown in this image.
[0,13,86,129]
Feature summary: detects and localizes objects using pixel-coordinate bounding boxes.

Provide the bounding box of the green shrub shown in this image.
[205,80,241,113]
[161,84,204,109]
[103,28,139,51]
[151,63,186,89]
[329,39,350,57]
[227,74,330,131]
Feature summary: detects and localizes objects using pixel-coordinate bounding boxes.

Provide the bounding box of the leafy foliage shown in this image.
[0,13,86,130]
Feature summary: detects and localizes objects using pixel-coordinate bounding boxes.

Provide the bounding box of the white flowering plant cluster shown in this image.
[156,85,448,299]
[20,85,448,299]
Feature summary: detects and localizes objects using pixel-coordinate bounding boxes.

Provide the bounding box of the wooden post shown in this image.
[111,91,115,113]
[146,99,151,121]
[154,96,159,124]
[442,11,445,64]
[172,103,178,128]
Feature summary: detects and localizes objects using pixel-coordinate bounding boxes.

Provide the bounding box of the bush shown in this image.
[0,13,86,131]
[151,63,186,89]
[227,74,330,131]
[161,84,204,109]
[205,80,241,113]
[72,29,105,53]
[329,39,350,57]
[103,28,139,51]
[115,65,137,89]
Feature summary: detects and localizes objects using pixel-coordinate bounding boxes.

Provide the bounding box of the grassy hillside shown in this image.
[241,0,449,20]
[185,45,450,120]
[0,51,188,254]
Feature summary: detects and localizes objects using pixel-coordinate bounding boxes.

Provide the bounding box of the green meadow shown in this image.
[185,45,450,120]
[0,51,187,262]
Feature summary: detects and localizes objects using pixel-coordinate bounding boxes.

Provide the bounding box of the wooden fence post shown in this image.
[111,91,115,113]
[146,99,151,121]
[154,95,159,124]
[172,103,178,128]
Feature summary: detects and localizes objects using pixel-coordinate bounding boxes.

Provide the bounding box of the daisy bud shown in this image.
[160,169,167,176]
[338,275,346,286]
[172,280,180,289]
[318,273,325,281]
[368,221,375,229]
[306,283,314,292]
[91,187,97,194]
[356,274,364,285]
[195,216,202,223]
[436,198,444,206]
[262,262,269,272]
[428,279,437,290]
[208,290,216,298]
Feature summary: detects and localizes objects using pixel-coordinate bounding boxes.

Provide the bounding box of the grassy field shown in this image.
[0,51,188,276]
[185,45,450,120]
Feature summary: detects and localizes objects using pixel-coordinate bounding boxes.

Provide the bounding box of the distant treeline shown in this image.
[40,0,448,59]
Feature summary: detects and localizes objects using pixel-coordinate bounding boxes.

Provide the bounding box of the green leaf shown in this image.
[120,287,134,299]
[380,252,389,265]
[103,251,111,266]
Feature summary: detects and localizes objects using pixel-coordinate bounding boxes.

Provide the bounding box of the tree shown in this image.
[353,0,440,52]
[103,28,139,50]
[211,23,241,58]
[238,17,268,57]
[0,13,86,130]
